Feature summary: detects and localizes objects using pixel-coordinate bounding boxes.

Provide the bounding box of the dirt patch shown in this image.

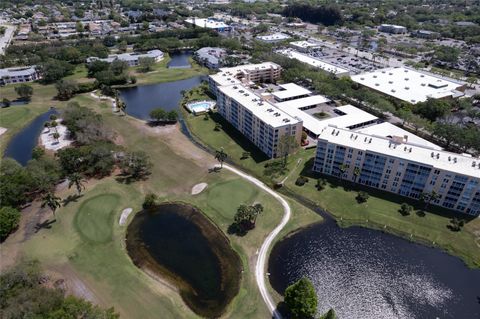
[191,183,208,195]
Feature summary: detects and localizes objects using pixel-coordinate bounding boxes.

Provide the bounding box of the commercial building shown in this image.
[272,83,311,102]
[313,126,480,215]
[86,50,164,67]
[185,17,231,32]
[194,47,226,69]
[256,33,291,43]
[0,66,41,85]
[277,49,350,77]
[378,24,407,34]
[412,30,440,39]
[289,40,322,53]
[351,67,465,104]
[209,63,302,158]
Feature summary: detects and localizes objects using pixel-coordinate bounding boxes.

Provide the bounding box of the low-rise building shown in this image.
[412,30,440,39]
[0,66,41,86]
[86,50,164,67]
[277,49,350,77]
[185,17,231,32]
[351,67,466,104]
[312,126,480,215]
[289,40,322,53]
[379,24,407,34]
[256,33,291,43]
[194,47,227,69]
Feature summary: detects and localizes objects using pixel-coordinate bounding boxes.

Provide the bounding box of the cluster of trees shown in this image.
[282,4,343,26]
[87,59,135,87]
[149,108,178,124]
[231,203,263,235]
[0,261,119,319]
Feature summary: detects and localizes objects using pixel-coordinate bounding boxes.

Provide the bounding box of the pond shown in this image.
[119,76,203,120]
[4,108,57,166]
[168,51,192,69]
[126,203,241,318]
[268,219,480,319]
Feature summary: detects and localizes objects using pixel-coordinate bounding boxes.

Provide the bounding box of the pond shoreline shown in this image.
[125,202,242,318]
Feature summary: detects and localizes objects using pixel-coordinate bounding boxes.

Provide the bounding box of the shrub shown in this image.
[284,277,317,319]
[356,191,369,203]
[295,176,309,186]
[0,207,21,240]
[143,193,157,209]
[399,203,413,216]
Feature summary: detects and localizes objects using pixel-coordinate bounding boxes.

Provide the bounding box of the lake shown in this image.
[168,51,192,69]
[268,219,480,319]
[126,203,241,318]
[4,108,57,166]
[120,76,203,120]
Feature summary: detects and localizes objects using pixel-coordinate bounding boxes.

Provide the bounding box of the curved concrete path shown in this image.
[221,164,290,319]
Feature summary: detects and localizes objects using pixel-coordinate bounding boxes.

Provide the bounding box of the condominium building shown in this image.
[313,126,480,215]
[86,50,164,67]
[209,63,302,158]
[0,66,41,86]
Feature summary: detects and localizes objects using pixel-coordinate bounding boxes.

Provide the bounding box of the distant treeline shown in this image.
[282,3,343,26]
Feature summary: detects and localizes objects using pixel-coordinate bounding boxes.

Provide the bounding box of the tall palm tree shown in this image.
[68,172,86,195]
[215,147,228,169]
[353,167,361,182]
[41,192,61,218]
[252,203,264,225]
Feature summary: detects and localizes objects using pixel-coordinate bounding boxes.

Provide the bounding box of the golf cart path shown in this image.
[222,164,289,319]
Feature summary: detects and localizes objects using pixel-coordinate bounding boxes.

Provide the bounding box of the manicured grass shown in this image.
[74,194,120,243]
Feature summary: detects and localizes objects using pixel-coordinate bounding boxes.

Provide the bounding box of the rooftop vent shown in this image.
[421,83,426,86]
[472,161,477,167]
[420,75,425,78]
[436,153,440,159]
[405,87,410,90]
[431,152,435,158]
[453,157,457,163]
[389,72,393,75]
[373,75,377,78]
[389,81,393,84]
[375,83,380,86]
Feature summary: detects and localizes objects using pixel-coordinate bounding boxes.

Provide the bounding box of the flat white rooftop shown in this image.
[273,83,312,100]
[185,17,229,29]
[277,49,350,76]
[319,126,480,177]
[275,103,378,136]
[356,122,442,150]
[290,40,322,49]
[219,62,281,75]
[275,95,331,110]
[351,67,465,104]
[257,33,291,42]
[218,84,301,128]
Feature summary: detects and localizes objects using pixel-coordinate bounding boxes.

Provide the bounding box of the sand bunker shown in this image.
[40,120,72,151]
[191,183,208,195]
[0,127,6,136]
[119,208,133,226]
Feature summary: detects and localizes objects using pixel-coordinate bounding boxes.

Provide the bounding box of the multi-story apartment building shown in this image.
[209,63,302,158]
[313,126,480,215]
[0,66,41,86]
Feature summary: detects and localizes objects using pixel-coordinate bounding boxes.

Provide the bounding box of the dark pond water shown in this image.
[4,108,57,166]
[126,203,241,318]
[119,76,203,120]
[269,219,480,319]
[168,51,192,69]
[0,99,29,108]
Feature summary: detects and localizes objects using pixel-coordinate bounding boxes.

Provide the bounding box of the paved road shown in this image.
[0,24,15,55]
[221,164,290,319]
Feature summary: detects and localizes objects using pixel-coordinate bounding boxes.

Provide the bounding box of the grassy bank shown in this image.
[184,109,480,268]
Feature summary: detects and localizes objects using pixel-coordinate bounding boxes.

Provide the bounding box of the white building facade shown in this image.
[0,66,41,86]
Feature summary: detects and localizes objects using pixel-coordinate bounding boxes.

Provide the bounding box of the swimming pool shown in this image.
[186,100,216,115]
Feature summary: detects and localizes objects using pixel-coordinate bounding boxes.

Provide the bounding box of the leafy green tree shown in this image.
[315,178,327,191]
[55,79,78,100]
[149,108,166,122]
[120,151,153,180]
[233,203,263,233]
[14,84,33,100]
[40,59,74,84]
[26,157,61,193]
[166,110,178,122]
[0,207,21,240]
[414,98,450,122]
[215,147,228,168]
[277,135,299,167]
[434,46,460,63]
[68,172,86,195]
[143,193,157,209]
[0,158,31,207]
[110,59,129,76]
[448,217,465,232]
[103,35,116,47]
[284,277,318,319]
[87,60,110,77]
[419,191,439,210]
[138,57,155,72]
[31,147,45,160]
[399,203,413,216]
[356,191,369,203]
[41,192,62,217]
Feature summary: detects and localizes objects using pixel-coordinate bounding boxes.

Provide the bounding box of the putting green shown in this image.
[206,179,258,219]
[74,194,120,243]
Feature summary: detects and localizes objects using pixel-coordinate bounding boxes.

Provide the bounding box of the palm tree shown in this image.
[52,132,60,144]
[41,192,62,217]
[252,203,264,225]
[339,163,348,179]
[353,167,361,182]
[315,178,327,191]
[68,172,86,195]
[419,191,439,210]
[215,147,228,169]
[50,120,58,133]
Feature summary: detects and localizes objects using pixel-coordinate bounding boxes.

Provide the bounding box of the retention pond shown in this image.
[268,217,480,319]
[126,202,241,318]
